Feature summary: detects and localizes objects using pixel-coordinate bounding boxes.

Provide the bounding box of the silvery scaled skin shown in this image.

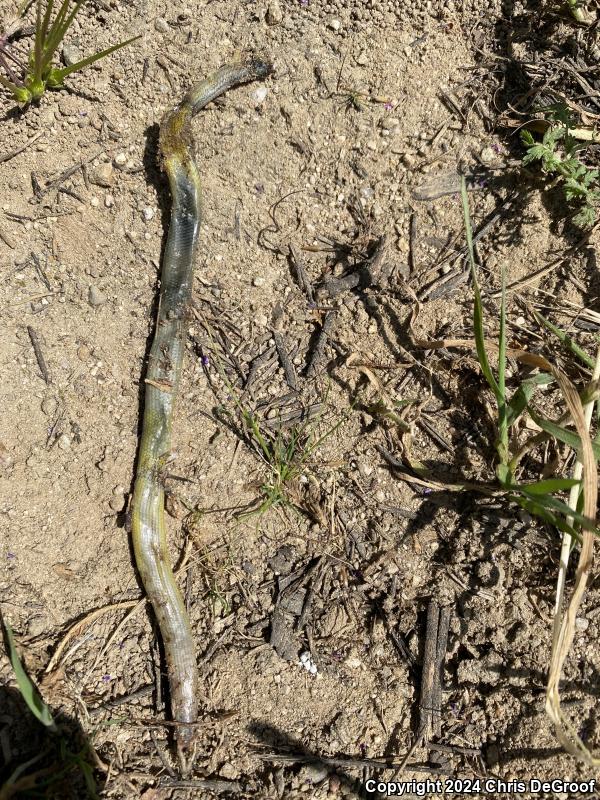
[131,56,272,771]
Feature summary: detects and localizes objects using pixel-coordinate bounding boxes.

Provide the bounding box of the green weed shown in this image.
[241,407,345,520]
[461,177,599,539]
[521,105,600,227]
[0,0,140,104]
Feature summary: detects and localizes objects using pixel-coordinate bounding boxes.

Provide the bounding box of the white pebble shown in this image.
[114,152,127,166]
[90,196,100,208]
[329,18,341,31]
[253,86,268,105]
[143,206,155,221]
[253,276,265,287]
[57,433,71,450]
[105,194,115,208]
[299,651,318,675]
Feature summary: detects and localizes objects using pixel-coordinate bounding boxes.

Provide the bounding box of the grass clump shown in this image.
[0,0,140,104]
[461,178,600,764]
[240,407,345,521]
[460,178,598,535]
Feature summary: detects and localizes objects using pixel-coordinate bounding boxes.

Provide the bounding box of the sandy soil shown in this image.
[1,0,600,797]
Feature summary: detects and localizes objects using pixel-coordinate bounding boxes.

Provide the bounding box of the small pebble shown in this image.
[77,343,92,361]
[41,397,58,416]
[114,152,127,166]
[57,433,71,450]
[382,116,400,131]
[143,206,155,221]
[109,496,122,512]
[253,276,265,287]
[88,285,106,307]
[154,17,169,33]
[357,461,373,478]
[356,50,369,65]
[62,42,82,66]
[219,763,237,780]
[253,86,268,105]
[254,314,268,327]
[104,194,115,208]
[28,617,47,637]
[480,146,496,164]
[91,162,113,188]
[265,1,283,24]
[302,764,328,784]
[90,196,100,208]
[576,617,589,632]
[329,18,341,31]
[0,442,13,471]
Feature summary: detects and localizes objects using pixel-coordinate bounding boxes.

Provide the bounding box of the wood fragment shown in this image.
[273,331,298,390]
[27,325,51,384]
[409,212,418,273]
[254,751,449,775]
[419,599,450,741]
[0,131,44,165]
[160,778,243,792]
[265,403,322,430]
[288,243,315,303]
[306,311,336,378]
[31,150,104,201]
[89,685,154,717]
[245,345,277,389]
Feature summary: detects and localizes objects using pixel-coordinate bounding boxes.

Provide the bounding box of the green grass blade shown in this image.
[506,372,553,427]
[40,0,55,48]
[532,309,595,369]
[33,0,44,82]
[48,34,141,84]
[496,261,510,483]
[0,72,25,93]
[528,407,600,460]
[3,622,57,731]
[513,495,582,541]
[517,488,599,533]
[518,477,581,495]
[42,0,85,71]
[460,178,500,399]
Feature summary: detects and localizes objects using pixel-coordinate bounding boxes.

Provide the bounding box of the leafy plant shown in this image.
[521,107,600,226]
[0,0,140,104]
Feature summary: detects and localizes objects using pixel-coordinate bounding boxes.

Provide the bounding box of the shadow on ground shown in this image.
[0,678,101,799]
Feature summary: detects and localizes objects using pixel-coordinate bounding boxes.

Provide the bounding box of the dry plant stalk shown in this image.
[545,344,600,764]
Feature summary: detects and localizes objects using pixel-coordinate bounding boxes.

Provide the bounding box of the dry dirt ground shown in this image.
[1,0,600,798]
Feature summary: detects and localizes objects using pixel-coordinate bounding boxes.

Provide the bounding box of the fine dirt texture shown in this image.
[1,0,600,798]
